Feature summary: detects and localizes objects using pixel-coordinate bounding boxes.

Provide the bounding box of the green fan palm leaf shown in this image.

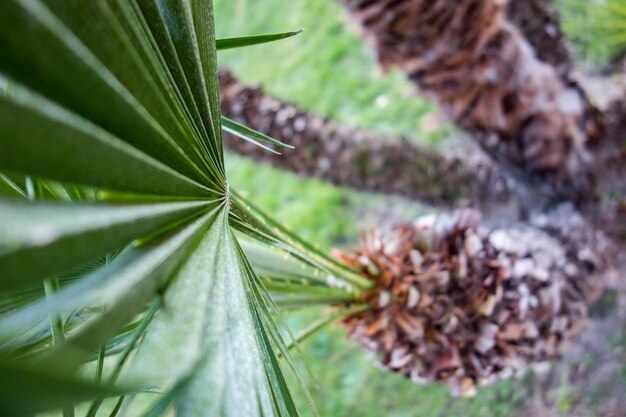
[0,360,128,417]
[216,29,303,50]
[0,0,358,416]
[0,79,214,196]
[0,200,215,290]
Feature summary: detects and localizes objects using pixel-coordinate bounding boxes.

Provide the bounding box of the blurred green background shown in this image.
[214,0,447,144]
[214,0,626,416]
[555,0,626,69]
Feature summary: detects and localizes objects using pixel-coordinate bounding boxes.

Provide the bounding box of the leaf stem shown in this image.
[86,295,162,417]
[44,277,73,417]
[283,305,368,353]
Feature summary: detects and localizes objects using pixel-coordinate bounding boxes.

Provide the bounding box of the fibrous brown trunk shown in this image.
[505,0,573,76]
[220,70,510,208]
[220,70,626,239]
[339,0,601,196]
[338,207,607,396]
[582,93,626,240]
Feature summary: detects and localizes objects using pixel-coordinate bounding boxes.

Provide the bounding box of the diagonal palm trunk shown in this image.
[505,0,573,75]
[220,71,626,239]
[339,0,601,196]
[220,69,511,208]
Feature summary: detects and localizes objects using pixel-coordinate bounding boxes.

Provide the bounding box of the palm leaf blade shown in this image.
[216,29,303,50]
[223,116,295,151]
[0,80,213,197]
[0,361,126,416]
[130,208,303,416]
[0,200,213,291]
[41,211,217,369]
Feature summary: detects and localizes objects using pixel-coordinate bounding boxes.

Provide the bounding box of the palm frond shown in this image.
[216,29,303,50]
[0,360,127,417]
[222,116,294,154]
[0,0,348,415]
[0,173,26,199]
[0,199,214,291]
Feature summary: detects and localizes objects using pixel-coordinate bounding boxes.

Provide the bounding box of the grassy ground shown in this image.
[225,155,525,417]
[555,0,626,68]
[215,0,450,145]
[215,1,626,416]
[225,154,434,248]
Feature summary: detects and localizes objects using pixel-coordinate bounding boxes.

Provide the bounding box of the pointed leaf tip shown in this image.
[216,29,305,51]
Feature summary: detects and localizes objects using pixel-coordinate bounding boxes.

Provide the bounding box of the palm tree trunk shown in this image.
[339,0,601,196]
[220,70,510,208]
[338,206,608,396]
[505,0,573,76]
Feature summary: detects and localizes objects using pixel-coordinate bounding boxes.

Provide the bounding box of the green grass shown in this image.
[225,153,429,248]
[215,0,524,414]
[227,155,356,247]
[215,0,449,145]
[289,315,526,417]
[555,0,626,68]
[225,153,528,417]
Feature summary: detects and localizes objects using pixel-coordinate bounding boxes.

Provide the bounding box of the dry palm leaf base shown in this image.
[336,210,595,397]
[341,0,602,193]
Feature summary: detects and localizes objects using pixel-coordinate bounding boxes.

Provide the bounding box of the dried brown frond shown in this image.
[338,209,601,396]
